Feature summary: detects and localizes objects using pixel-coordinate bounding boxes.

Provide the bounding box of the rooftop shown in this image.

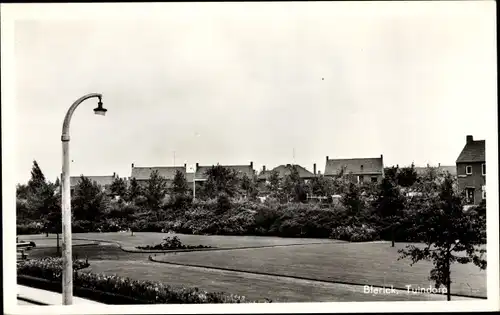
[456,136,485,163]
[70,175,116,187]
[324,156,384,176]
[258,164,315,180]
[195,164,255,180]
[131,166,186,181]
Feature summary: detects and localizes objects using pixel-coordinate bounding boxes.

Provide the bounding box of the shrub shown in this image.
[216,193,231,214]
[136,236,212,250]
[72,220,94,233]
[17,258,268,303]
[17,257,90,281]
[17,221,44,235]
[330,224,380,242]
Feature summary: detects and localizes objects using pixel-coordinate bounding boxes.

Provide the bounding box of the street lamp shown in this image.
[60,93,107,305]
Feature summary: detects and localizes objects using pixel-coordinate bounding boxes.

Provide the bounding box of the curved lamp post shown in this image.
[61,93,107,305]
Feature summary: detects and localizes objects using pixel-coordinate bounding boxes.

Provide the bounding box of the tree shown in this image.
[127,177,143,202]
[72,176,107,222]
[398,174,487,301]
[144,170,168,210]
[267,170,280,198]
[203,165,239,199]
[384,166,399,183]
[397,163,418,188]
[309,175,334,198]
[16,184,31,221]
[44,181,62,254]
[341,182,364,225]
[27,160,46,193]
[171,170,189,196]
[281,165,307,202]
[16,184,30,200]
[110,176,127,199]
[373,177,406,247]
[240,173,258,200]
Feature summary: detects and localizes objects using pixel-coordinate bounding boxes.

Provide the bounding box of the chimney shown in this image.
[313,163,317,175]
[131,163,134,168]
[184,163,186,168]
[438,163,441,167]
[263,165,266,172]
[113,172,116,177]
[250,161,253,169]
[427,163,429,168]
[326,156,329,162]
[466,135,473,143]
[196,163,199,171]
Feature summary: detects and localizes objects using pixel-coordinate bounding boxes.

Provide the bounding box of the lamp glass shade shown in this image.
[94,107,107,116]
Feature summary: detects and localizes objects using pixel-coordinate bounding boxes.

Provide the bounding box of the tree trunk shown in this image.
[391,226,395,247]
[446,248,451,301]
[56,233,60,255]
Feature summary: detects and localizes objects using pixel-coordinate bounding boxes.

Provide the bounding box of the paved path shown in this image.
[17,285,105,305]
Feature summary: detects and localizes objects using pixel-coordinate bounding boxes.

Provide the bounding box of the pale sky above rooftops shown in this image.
[4,2,496,184]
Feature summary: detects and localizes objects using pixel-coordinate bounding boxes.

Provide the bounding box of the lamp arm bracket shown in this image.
[61,93,102,141]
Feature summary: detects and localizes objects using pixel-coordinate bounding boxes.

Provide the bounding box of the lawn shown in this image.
[84,259,464,302]
[25,245,473,302]
[154,242,487,298]
[19,232,343,250]
[19,233,487,302]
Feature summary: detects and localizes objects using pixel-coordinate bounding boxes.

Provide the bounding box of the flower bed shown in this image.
[136,236,212,250]
[17,258,266,303]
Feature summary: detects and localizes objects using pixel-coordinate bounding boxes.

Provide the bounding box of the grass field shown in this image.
[19,232,343,250]
[19,232,486,302]
[154,242,487,298]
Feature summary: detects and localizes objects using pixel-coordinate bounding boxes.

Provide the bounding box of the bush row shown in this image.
[17,199,419,242]
[17,258,270,303]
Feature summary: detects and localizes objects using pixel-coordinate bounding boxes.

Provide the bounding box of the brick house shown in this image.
[456,135,485,205]
[130,163,187,188]
[324,155,384,183]
[70,173,118,195]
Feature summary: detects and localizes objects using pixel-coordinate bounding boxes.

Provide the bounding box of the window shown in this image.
[465,188,475,204]
[358,175,364,183]
[482,163,486,176]
[466,165,472,175]
[371,177,378,183]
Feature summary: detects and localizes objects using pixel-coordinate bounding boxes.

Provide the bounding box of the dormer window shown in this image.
[482,163,485,176]
[466,165,472,175]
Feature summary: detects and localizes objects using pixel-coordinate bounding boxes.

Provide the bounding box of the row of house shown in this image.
[70,135,485,206]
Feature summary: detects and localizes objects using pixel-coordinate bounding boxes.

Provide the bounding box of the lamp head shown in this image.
[93,98,107,116]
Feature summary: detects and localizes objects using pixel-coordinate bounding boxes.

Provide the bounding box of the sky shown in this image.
[6,2,497,184]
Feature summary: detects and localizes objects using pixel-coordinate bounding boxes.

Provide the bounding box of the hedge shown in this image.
[17,258,270,304]
[16,199,423,242]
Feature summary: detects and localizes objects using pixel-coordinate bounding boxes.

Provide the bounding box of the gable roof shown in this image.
[456,140,485,163]
[70,175,116,188]
[414,165,457,177]
[325,157,383,176]
[258,164,315,180]
[131,166,186,181]
[195,164,255,180]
